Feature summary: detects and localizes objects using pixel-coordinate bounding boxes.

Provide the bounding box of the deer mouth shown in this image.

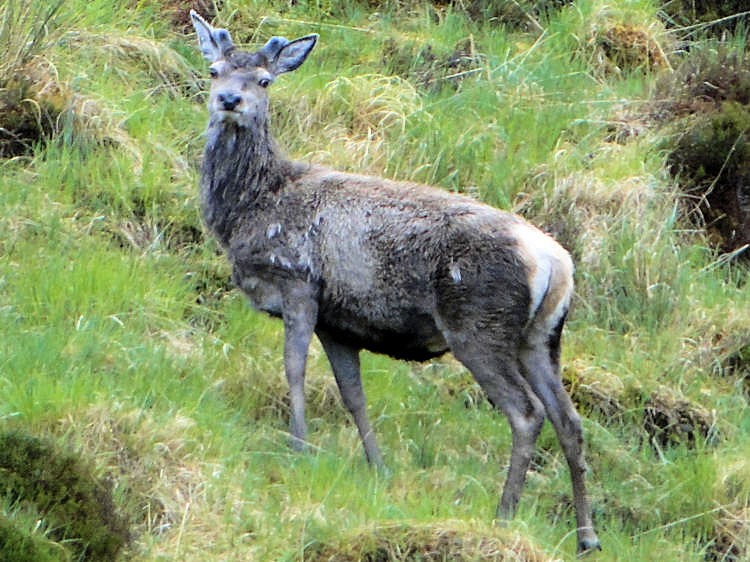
[214,108,257,129]
[214,106,245,120]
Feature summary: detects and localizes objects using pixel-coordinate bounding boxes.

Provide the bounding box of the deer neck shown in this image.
[200,116,287,247]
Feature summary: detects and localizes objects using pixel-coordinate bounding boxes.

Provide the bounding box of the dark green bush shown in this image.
[667,102,750,251]
[652,45,750,251]
[660,0,748,34]
[669,102,750,187]
[0,431,128,561]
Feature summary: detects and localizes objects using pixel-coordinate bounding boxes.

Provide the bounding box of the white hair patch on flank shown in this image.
[528,258,552,321]
[514,222,574,328]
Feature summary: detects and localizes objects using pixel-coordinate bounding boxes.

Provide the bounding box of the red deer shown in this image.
[191,10,600,553]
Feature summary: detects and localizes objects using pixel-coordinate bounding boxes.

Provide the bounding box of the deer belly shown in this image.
[318,305,449,361]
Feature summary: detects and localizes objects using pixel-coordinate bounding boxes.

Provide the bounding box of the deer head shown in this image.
[190,10,317,127]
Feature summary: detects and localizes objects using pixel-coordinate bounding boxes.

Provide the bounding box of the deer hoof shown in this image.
[577,537,602,555]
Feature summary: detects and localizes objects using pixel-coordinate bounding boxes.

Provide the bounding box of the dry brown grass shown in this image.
[0,52,141,162]
[55,404,210,546]
[61,30,200,98]
[289,74,422,175]
[681,307,750,380]
[517,150,664,267]
[595,23,670,74]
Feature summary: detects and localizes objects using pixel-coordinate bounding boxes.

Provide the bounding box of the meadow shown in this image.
[0,0,748,560]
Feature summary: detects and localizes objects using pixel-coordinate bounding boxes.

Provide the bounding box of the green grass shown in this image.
[1,0,749,560]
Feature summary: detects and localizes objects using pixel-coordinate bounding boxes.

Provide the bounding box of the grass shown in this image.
[1,0,749,560]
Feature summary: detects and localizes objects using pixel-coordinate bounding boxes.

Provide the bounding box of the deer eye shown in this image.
[258,77,270,88]
[209,67,219,79]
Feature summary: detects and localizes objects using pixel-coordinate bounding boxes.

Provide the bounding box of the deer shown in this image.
[190,10,601,553]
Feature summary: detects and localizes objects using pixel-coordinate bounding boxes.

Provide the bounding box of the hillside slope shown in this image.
[0,0,748,560]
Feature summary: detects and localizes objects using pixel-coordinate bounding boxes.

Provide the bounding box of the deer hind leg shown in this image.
[317,331,384,468]
[445,333,546,520]
[519,335,601,553]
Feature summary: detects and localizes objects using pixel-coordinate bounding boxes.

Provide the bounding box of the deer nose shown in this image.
[218,93,241,111]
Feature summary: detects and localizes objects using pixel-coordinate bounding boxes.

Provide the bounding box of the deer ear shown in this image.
[190,10,233,62]
[270,34,318,75]
[259,36,290,61]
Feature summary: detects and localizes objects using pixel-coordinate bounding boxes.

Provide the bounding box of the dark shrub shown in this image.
[0,431,128,561]
[651,44,750,251]
[668,103,750,251]
[643,393,716,449]
[660,1,748,34]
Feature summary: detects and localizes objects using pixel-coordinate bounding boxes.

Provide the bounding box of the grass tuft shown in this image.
[304,519,552,561]
[0,511,70,562]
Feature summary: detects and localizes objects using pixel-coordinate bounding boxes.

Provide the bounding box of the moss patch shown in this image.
[0,431,128,561]
[596,23,669,74]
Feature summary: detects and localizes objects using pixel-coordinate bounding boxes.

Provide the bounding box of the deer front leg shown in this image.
[281,283,318,452]
[317,331,383,468]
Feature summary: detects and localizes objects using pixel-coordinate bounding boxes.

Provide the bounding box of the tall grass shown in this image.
[0,0,748,560]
